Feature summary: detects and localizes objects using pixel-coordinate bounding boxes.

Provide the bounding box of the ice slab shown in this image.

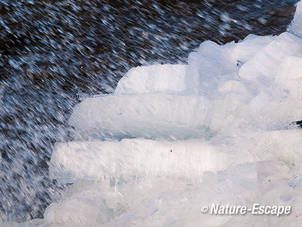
[275,56,302,99]
[44,160,302,227]
[239,32,302,84]
[185,41,237,95]
[69,94,211,140]
[185,35,275,95]
[50,129,302,185]
[50,138,253,183]
[70,79,302,140]
[289,0,302,37]
[69,30,302,140]
[115,64,187,95]
[47,128,302,226]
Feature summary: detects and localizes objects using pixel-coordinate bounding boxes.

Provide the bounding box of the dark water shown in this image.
[0,0,298,222]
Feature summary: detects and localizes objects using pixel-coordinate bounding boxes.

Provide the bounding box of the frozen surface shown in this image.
[238,32,302,83]
[28,1,302,226]
[114,64,187,95]
[69,94,210,140]
[44,161,302,227]
[289,0,302,37]
[70,31,302,139]
[49,139,254,183]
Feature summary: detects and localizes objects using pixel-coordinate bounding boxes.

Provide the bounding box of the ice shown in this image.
[185,35,275,95]
[69,94,210,140]
[44,159,302,227]
[185,40,238,95]
[49,139,255,184]
[33,1,302,226]
[49,129,302,187]
[230,35,276,64]
[233,130,302,166]
[289,0,302,37]
[275,56,302,99]
[70,28,302,139]
[115,64,187,95]
[238,32,302,83]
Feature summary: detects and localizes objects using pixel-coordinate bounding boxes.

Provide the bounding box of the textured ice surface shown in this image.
[45,157,302,227]
[114,64,187,95]
[238,32,302,83]
[35,1,302,226]
[70,31,302,138]
[69,94,210,140]
[289,0,302,37]
[50,139,254,183]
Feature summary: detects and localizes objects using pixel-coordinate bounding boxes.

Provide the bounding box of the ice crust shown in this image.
[31,1,302,226]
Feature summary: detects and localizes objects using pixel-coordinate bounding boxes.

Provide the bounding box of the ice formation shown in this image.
[289,0,302,37]
[15,1,302,226]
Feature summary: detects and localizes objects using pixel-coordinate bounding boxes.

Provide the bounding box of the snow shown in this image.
[23,1,302,226]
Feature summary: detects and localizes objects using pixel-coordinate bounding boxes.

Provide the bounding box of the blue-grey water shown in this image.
[0,0,299,222]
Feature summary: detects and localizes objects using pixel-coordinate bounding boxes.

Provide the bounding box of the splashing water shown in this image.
[9,1,302,226]
[0,0,300,224]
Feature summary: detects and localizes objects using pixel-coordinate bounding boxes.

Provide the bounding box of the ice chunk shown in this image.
[44,183,127,227]
[275,56,302,99]
[50,129,302,184]
[115,64,187,95]
[50,138,252,183]
[45,160,301,227]
[231,34,275,64]
[289,1,302,37]
[233,130,302,167]
[69,94,210,140]
[115,36,274,98]
[185,35,275,95]
[239,32,302,83]
[185,41,237,95]
[239,32,302,86]
[47,128,302,226]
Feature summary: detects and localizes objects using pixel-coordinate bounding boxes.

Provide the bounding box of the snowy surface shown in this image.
[15,1,302,226]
